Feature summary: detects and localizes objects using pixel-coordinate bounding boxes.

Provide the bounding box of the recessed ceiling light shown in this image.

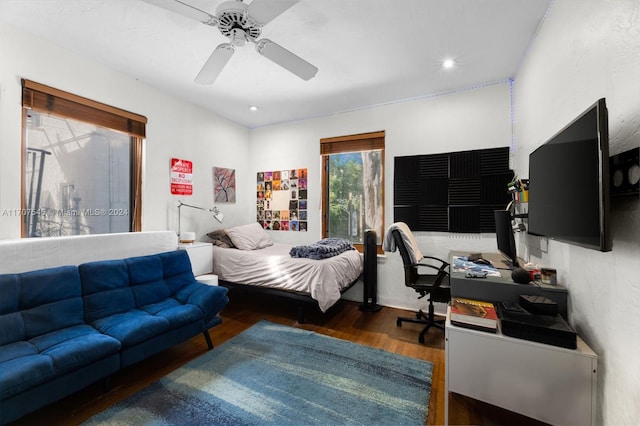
[442,58,456,70]
[249,105,258,112]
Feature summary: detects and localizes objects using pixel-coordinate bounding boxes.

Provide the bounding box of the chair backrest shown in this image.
[392,229,420,285]
[392,228,450,291]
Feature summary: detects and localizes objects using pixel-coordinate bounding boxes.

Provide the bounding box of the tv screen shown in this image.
[494,210,518,269]
[528,98,611,251]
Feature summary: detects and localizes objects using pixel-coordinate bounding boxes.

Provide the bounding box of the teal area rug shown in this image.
[85,321,433,425]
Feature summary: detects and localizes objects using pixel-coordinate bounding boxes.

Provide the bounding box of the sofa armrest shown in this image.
[175,283,229,324]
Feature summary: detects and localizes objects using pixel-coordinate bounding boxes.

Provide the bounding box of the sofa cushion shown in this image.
[0,275,22,346]
[157,250,229,322]
[91,309,169,347]
[18,266,85,340]
[0,275,19,315]
[30,325,121,375]
[80,259,136,322]
[0,352,54,399]
[0,312,24,347]
[0,341,37,364]
[158,250,197,295]
[140,299,202,328]
[0,275,24,347]
[125,254,170,307]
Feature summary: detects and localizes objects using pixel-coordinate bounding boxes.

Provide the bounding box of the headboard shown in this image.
[0,231,178,274]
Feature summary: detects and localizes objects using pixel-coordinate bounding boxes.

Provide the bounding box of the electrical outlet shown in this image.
[540,237,548,253]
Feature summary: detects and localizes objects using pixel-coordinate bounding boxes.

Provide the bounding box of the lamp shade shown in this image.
[180,231,196,244]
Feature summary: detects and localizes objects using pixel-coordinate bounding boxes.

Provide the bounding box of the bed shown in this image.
[208,223,364,322]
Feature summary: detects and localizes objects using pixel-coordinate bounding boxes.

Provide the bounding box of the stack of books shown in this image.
[450,297,498,333]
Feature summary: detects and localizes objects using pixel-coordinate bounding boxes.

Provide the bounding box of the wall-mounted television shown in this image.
[528,98,611,252]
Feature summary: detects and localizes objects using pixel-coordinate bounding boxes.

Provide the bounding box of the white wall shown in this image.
[0,21,250,242]
[249,82,513,311]
[512,1,640,424]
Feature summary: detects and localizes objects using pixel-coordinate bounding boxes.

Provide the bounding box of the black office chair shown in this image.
[390,226,450,343]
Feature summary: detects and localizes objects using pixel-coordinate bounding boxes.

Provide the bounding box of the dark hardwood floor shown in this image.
[14,290,546,425]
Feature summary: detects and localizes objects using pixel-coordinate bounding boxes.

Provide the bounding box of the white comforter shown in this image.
[211,243,363,312]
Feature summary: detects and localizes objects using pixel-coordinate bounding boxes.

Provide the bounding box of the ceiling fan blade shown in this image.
[195,43,235,84]
[142,0,217,25]
[256,39,318,81]
[246,0,299,25]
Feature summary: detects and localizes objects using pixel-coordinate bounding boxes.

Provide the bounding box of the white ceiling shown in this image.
[0,0,552,129]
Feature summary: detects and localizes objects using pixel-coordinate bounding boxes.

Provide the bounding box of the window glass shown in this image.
[326,150,383,245]
[24,111,131,237]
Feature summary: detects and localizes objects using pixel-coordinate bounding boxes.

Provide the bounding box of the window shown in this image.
[321,131,385,252]
[21,80,146,237]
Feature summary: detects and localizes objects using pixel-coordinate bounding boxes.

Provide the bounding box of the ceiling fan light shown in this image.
[230,28,247,46]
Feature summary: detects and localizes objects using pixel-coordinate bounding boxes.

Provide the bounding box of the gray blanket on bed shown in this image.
[290,238,355,260]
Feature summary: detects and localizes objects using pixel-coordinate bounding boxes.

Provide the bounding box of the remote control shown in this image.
[465,270,487,278]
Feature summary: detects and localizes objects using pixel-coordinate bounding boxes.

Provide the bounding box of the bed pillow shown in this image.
[206,229,236,249]
[226,222,273,250]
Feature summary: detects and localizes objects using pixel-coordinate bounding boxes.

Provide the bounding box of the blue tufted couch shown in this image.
[0,250,229,424]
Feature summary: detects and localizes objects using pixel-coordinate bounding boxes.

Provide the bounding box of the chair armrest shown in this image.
[412,263,443,273]
[422,255,450,267]
[415,258,450,274]
[410,261,450,288]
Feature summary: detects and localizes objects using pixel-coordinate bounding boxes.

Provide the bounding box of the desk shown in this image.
[445,309,597,425]
[449,252,569,318]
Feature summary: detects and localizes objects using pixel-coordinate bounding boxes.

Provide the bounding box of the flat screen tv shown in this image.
[528,98,611,251]
[494,209,518,269]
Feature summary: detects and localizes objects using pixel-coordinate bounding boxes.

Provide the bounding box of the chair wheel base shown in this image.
[397,314,445,344]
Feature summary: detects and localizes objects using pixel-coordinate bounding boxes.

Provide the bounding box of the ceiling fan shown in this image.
[143,0,318,84]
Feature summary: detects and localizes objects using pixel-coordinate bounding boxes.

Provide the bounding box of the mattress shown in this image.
[212,243,363,312]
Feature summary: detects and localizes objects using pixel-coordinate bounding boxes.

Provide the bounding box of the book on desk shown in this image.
[450,297,498,333]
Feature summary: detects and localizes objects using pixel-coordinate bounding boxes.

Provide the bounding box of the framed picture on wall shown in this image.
[213,167,236,203]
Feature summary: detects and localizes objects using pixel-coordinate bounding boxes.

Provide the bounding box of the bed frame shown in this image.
[219,230,378,323]
[219,277,360,323]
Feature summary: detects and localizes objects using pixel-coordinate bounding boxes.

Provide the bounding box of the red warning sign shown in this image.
[170,158,193,195]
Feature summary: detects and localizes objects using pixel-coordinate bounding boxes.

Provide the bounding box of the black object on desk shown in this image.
[497,302,577,349]
[467,252,482,262]
[511,268,531,284]
[519,295,558,316]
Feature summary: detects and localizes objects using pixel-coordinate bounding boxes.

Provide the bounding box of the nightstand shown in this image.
[178,242,213,277]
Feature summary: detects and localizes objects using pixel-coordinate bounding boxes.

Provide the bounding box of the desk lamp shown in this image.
[177,200,224,243]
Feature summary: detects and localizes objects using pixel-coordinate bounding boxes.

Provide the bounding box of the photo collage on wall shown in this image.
[257,168,308,231]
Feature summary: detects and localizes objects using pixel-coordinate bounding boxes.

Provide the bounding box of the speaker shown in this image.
[511,268,531,284]
[360,229,382,312]
[610,147,639,197]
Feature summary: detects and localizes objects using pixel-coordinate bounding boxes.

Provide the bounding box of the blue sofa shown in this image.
[0,250,228,424]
